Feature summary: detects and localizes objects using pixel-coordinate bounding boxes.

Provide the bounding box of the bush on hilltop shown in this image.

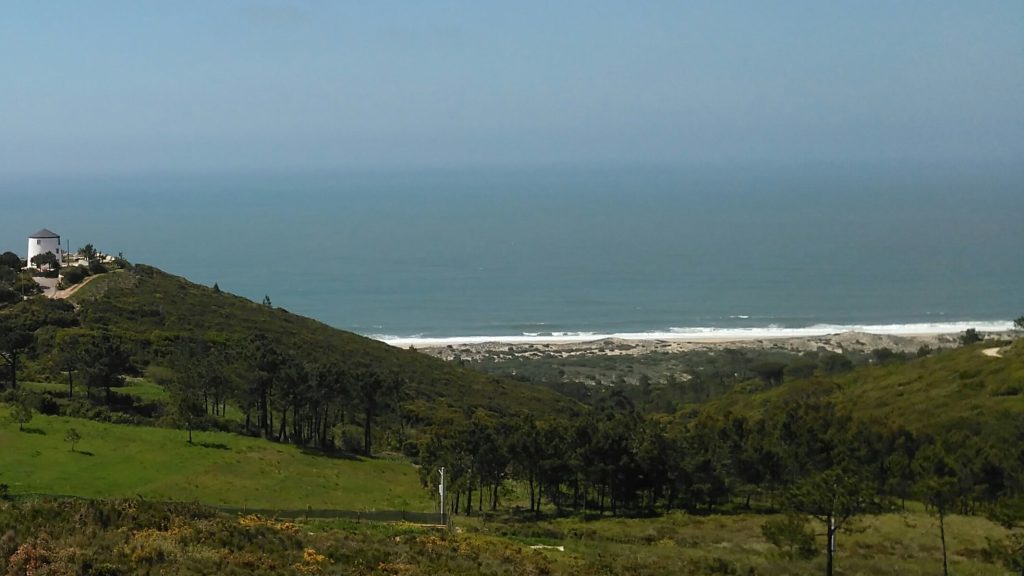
[0,285,19,306]
[959,328,983,346]
[12,272,41,296]
[0,251,22,270]
[60,265,90,287]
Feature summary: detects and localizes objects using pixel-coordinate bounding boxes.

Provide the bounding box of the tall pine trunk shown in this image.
[939,509,949,576]
[363,406,374,456]
[826,514,836,576]
[528,471,536,512]
[278,407,287,443]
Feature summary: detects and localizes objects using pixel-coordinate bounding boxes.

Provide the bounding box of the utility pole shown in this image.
[439,467,446,527]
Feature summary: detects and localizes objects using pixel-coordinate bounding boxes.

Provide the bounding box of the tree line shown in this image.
[415,386,1023,573]
[1,295,408,456]
[162,333,406,453]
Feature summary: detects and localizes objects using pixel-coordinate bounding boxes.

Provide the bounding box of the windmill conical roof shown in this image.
[29,228,60,239]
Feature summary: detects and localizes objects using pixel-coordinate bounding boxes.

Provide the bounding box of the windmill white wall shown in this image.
[27,228,61,268]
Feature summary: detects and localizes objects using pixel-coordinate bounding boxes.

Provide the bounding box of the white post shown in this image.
[830,514,836,570]
[439,467,446,526]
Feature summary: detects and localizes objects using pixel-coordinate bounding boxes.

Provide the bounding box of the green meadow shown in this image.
[457,511,1011,576]
[22,378,169,403]
[0,406,432,512]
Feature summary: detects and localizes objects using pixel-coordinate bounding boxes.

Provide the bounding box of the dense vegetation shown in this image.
[423,345,1024,503]
[0,497,1018,575]
[412,337,1024,573]
[3,259,1023,574]
[0,498,563,576]
[0,251,41,305]
[1,264,573,456]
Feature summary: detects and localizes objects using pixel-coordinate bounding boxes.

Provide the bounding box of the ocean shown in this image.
[2,163,1021,344]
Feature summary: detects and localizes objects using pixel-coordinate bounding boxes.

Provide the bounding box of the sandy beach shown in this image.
[406,329,1015,363]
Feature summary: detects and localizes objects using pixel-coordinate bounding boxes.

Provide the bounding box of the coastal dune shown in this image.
[388,324,1016,362]
[380,322,1014,348]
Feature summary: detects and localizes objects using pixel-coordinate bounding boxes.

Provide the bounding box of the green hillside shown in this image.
[834,340,1024,428]
[65,266,573,422]
[710,339,1024,434]
[0,406,429,511]
[0,263,583,515]
[3,267,1022,575]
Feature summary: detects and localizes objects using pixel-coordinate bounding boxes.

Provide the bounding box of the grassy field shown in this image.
[0,405,433,512]
[113,377,171,402]
[459,510,1013,575]
[0,497,1015,575]
[2,403,1018,574]
[21,377,170,403]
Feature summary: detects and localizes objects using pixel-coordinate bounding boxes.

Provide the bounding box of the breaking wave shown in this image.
[374,320,1015,347]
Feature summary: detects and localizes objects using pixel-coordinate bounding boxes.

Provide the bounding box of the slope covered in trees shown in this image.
[3,261,1022,574]
[1,264,576,457]
[407,336,1024,574]
[72,266,571,418]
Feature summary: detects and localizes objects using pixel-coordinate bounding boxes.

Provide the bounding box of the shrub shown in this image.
[89,260,109,275]
[334,424,364,454]
[0,264,17,285]
[9,401,33,430]
[0,251,22,269]
[12,274,41,296]
[959,328,983,346]
[750,361,786,387]
[818,351,853,374]
[34,393,62,416]
[65,428,82,452]
[61,265,90,286]
[401,440,420,458]
[762,514,817,559]
[989,382,1022,397]
[683,556,744,575]
[0,285,20,305]
[784,357,817,380]
[871,347,904,364]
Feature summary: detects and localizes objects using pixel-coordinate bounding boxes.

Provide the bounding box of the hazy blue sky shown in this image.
[2,1,1022,177]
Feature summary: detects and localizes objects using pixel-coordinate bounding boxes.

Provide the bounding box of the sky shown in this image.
[1,1,1022,177]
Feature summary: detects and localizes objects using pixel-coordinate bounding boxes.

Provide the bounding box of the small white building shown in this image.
[27,228,61,269]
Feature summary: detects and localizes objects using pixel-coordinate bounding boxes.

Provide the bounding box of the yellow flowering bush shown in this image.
[293,547,328,574]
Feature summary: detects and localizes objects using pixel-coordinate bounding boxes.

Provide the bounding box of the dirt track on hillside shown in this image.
[51,273,100,300]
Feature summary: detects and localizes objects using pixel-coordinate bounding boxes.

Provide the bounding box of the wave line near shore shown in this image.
[375,321,1014,348]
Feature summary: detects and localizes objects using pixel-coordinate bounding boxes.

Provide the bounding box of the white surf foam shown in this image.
[376,320,1015,348]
